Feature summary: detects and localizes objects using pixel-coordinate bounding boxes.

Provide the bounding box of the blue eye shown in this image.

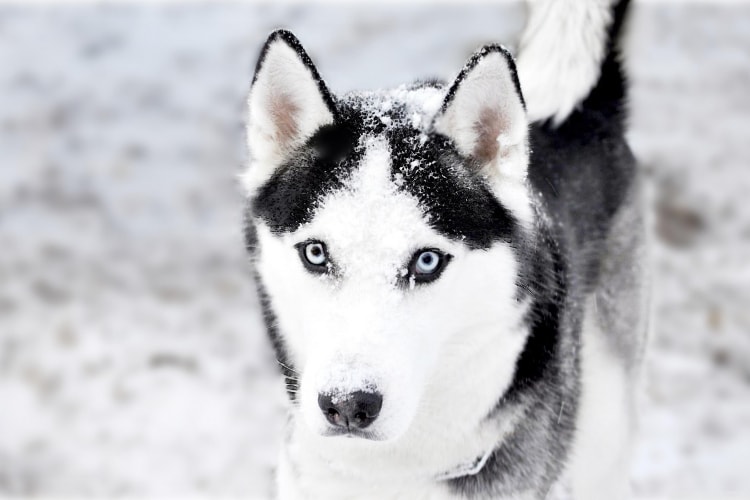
[305,242,327,266]
[409,249,451,284]
[415,251,440,274]
[296,240,329,273]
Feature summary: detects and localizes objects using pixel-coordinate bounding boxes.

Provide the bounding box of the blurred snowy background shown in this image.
[0,1,748,498]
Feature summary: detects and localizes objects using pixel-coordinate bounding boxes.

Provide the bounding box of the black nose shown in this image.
[318,391,383,430]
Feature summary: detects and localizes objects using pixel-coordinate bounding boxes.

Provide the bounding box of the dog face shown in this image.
[245,31,532,443]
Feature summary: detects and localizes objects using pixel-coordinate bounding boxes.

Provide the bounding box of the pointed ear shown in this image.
[434,45,528,181]
[245,30,336,189]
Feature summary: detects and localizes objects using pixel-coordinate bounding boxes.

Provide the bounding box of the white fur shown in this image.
[244,38,334,193]
[255,138,531,498]
[517,0,616,125]
[565,297,633,500]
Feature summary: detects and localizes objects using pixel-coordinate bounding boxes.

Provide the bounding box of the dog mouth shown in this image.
[322,426,382,441]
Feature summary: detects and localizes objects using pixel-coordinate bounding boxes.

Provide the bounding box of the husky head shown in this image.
[245,30,533,444]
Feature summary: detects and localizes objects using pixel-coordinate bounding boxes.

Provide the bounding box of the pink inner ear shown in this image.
[269,91,300,146]
[473,107,508,165]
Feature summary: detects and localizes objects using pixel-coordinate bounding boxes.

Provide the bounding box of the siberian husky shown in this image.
[243,0,649,498]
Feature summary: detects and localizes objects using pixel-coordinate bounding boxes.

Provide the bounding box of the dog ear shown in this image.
[434,45,528,182]
[245,30,336,189]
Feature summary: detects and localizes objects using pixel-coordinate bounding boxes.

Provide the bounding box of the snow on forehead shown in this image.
[344,84,444,132]
[307,136,437,283]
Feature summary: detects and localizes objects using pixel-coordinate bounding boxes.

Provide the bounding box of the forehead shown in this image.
[299,136,444,280]
[251,84,516,249]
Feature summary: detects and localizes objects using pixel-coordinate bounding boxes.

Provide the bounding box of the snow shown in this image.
[0,2,748,498]
[342,85,444,135]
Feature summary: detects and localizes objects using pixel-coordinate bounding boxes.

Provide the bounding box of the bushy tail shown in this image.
[517,0,632,126]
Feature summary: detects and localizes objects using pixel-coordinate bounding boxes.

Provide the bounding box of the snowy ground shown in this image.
[0,2,748,498]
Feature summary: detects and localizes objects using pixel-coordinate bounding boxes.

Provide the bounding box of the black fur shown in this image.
[252,120,361,234]
[387,126,518,249]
